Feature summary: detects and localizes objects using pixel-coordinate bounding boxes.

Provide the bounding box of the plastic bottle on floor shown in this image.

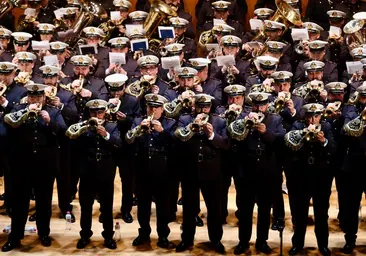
[65,211,72,230]
[114,222,121,241]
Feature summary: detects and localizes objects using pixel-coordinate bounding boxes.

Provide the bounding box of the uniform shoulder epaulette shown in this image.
[212,113,225,119]
[164,116,175,121]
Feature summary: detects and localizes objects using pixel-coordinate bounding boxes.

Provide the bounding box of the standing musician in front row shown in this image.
[65,99,122,250]
[2,83,67,252]
[125,94,176,249]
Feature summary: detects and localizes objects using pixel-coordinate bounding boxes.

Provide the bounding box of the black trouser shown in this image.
[118,165,135,214]
[56,144,72,214]
[0,153,12,213]
[221,172,240,220]
[181,178,223,243]
[70,145,80,198]
[237,174,272,243]
[79,157,116,240]
[136,174,170,239]
[271,164,285,221]
[9,169,55,240]
[342,171,366,243]
[168,172,179,217]
[291,167,333,248]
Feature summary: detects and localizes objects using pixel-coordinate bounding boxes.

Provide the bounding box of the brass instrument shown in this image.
[14,72,31,85]
[343,19,366,51]
[65,117,102,139]
[0,0,21,20]
[107,99,121,114]
[66,0,107,48]
[323,101,341,119]
[73,75,84,95]
[4,108,29,128]
[27,103,42,121]
[275,92,291,113]
[125,75,153,98]
[226,65,236,85]
[163,89,195,118]
[45,86,57,103]
[294,40,308,55]
[284,129,306,151]
[244,112,265,130]
[98,19,124,46]
[347,92,360,105]
[16,9,38,32]
[223,104,242,125]
[343,107,366,137]
[53,17,68,31]
[140,112,155,134]
[198,29,213,49]
[227,112,265,141]
[143,0,177,38]
[190,113,209,133]
[0,82,7,96]
[303,124,321,142]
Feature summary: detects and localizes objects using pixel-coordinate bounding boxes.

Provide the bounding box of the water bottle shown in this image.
[3,225,36,233]
[113,222,121,241]
[65,211,72,230]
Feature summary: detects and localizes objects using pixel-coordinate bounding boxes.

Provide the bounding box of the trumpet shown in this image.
[294,40,308,55]
[190,113,209,133]
[27,103,42,121]
[323,101,341,119]
[140,112,155,134]
[244,112,265,129]
[303,124,321,142]
[226,65,236,84]
[87,117,100,128]
[14,71,31,85]
[224,104,242,124]
[275,92,291,113]
[0,82,7,96]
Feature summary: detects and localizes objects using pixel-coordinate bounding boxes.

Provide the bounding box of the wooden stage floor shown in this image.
[0,174,366,255]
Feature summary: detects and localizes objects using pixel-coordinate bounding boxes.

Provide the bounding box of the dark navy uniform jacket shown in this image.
[175,113,229,180]
[294,60,339,84]
[212,58,251,88]
[94,53,140,79]
[1,82,27,114]
[200,19,243,39]
[56,86,79,126]
[130,116,176,176]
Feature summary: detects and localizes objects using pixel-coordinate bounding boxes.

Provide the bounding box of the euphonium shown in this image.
[14,72,31,85]
[0,0,21,20]
[190,113,209,133]
[16,13,38,32]
[0,82,7,96]
[140,112,155,134]
[98,19,123,46]
[53,17,68,31]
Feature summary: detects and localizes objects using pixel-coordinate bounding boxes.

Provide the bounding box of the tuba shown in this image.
[0,0,21,20]
[343,19,366,51]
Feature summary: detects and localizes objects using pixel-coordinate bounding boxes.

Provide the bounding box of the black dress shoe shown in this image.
[341,242,356,254]
[234,242,249,255]
[0,193,5,201]
[319,247,331,256]
[76,238,90,249]
[212,241,225,254]
[132,197,138,206]
[255,241,272,254]
[132,236,150,246]
[40,236,52,247]
[28,213,36,222]
[1,240,20,252]
[175,240,193,252]
[195,215,204,227]
[157,237,170,248]
[122,212,133,223]
[99,214,103,223]
[288,246,303,255]
[104,239,117,250]
[271,218,285,231]
[177,198,183,205]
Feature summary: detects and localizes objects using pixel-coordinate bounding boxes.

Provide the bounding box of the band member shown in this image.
[327,10,346,28]
[264,41,292,72]
[128,11,148,25]
[174,93,228,253]
[105,73,141,223]
[125,94,176,248]
[169,17,197,60]
[2,83,67,252]
[13,52,39,82]
[164,67,198,102]
[65,99,122,250]
[230,92,285,255]
[340,84,366,254]
[10,32,33,56]
[216,84,248,224]
[0,28,13,62]
[242,8,274,44]
[294,40,338,84]
[81,27,110,65]
[49,42,71,77]
[36,23,57,42]
[95,37,139,78]
[159,43,187,82]
[285,103,336,256]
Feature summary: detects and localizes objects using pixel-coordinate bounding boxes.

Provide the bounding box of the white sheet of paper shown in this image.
[216,55,236,67]
[205,43,220,51]
[24,8,36,17]
[249,19,263,30]
[329,26,341,37]
[78,44,98,55]
[213,19,226,26]
[346,61,363,74]
[109,52,126,65]
[291,28,309,41]
[125,24,143,36]
[110,11,121,21]
[32,41,50,50]
[54,8,64,19]
[44,55,59,67]
[161,56,181,69]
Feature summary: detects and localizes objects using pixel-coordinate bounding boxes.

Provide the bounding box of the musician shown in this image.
[1,83,67,252]
[36,23,57,42]
[199,1,243,38]
[164,67,198,102]
[292,61,328,104]
[13,51,40,82]
[231,92,285,255]
[327,10,347,28]
[49,42,71,78]
[242,8,274,44]
[174,93,228,253]
[105,0,132,40]
[213,35,250,87]
[65,99,121,250]
[0,62,27,215]
[245,55,279,94]
[189,58,222,108]
[125,94,175,248]
[0,28,13,62]
[197,0,241,29]
[264,41,292,72]
[128,11,148,25]
[105,73,141,223]
[285,103,336,256]
[11,32,33,55]
[57,7,78,30]
[349,58,366,95]
[170,17,197,60]
[95,37,140,78]
[158,43,188,82]
[215,84,248,224]
[294,40,339,84]
[339,83,366,254]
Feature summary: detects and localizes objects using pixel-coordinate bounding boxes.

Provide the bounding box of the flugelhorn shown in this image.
[275,92,291,113]
[244,112,265,129]
[164,89,195,118]
[323,101,341,119]
[343,107,366,137]
[27,103,42,121]
[65,117,103,139]
[140,112,155,134]
[303,124,321,142]
[223,104,242,124]
[190,113,209,133]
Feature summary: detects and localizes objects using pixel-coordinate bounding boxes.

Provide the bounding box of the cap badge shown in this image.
[44,67,51,74]
[198,96,206,102]
[135,12,140,17]
[332,11,337,17]
[312,43,319,48]
[89,28,95,33]
[217,25,223,31]
[78,56,84,63]
[266,21,272,28]
[272,42,278,48]
[335,83,341,89]
[111,82,120,87]
[219,2,225,8]
[174,18,180,23]
[278,72,284,79]
[54,43,60,49]
[172,45,179,51]
[310,62,317,69]
[358,48,363,55]
[18,36,24,41]
[227,36,233,43]
[145,56,151,62]
[192,61,199,66]
[152,95,159,101]
[43,25,49,30]
[1,64,7,70]
[92,100,100,107]
[264,60,271,66]
[132,28,139,34]
[0,30,5,36]
[66,9,72,14]
[310,104,317,112]
[259,9,265,15]
[32,85,39,92]
[182,68,189,75]
[255,94,263,101]
[21,53,28,59]
[231,86,237,92]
